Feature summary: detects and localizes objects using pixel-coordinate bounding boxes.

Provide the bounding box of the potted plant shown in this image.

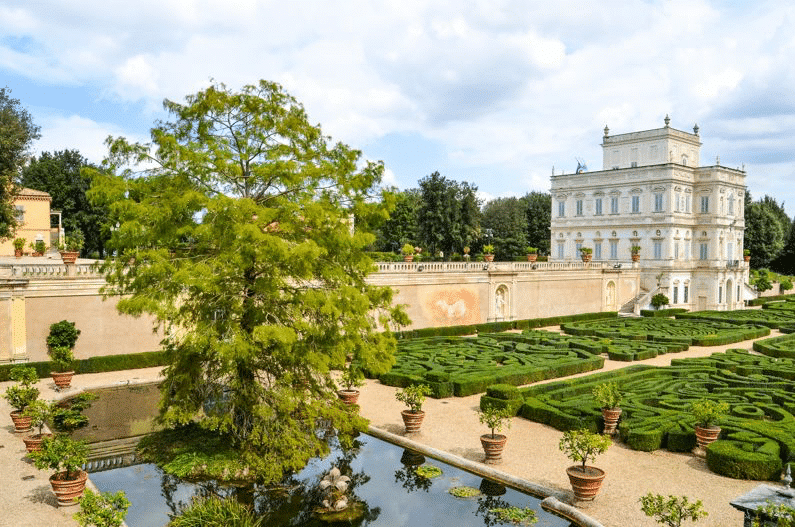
[631,245,641,262]
[580,246,593,262]
[526,247,538,262]
[743,249,751,262]
[483,244,495,262]
[401,243,415,262]
[479,405,512,464]
[74,489,130,527]
[31,239,47,256]
[463,246,471,261]
[22,399,54,453]
[395,384,431,434]
[592,382,623,435]
[29,434,89,506]
[690,399,728,454]
[60,229,84,265]
[3,365,40,433]
[47,320,81,389]
[13,237,25,257]
[338,364,365,405]
[559,428,612,501]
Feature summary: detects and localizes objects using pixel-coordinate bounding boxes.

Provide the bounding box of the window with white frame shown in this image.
[594,242,602,260]
[700,243,708,260]
[576,200,583,216]
[701,196,709,213]
[631,195,640,213]
[653,241,662,259]
[610,197,619,214]
[595,198,602,215]
[654,193,663,212]
[673,287,678,304]
[558,201,565,217]
[557,242,565,260]
[609,241,618,260]
[684,286,689,303]
[576,242,582,254]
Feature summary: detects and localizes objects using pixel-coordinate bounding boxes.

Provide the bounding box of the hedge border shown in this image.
[0,350,168,382]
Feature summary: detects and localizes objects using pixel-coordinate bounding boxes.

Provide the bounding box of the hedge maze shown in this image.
[377,333,605,397]
[561,317,770,347]
[676,302,795,329]
[753,332,795,359]
[515,349,795,480]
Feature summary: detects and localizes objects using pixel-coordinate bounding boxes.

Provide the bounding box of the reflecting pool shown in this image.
[89,433,574,527]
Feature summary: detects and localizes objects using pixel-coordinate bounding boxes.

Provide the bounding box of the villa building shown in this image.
[0,187,58,256]
[550,117,750,311]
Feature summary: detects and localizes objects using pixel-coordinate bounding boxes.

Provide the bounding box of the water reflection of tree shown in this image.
[475,495,514,527]
[393,464,434,493]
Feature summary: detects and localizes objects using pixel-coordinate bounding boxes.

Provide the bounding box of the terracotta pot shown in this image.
[403,254,414,262]
[23,433,53,453]
[694,425,721,449]
[60,251,79,265]
[527,254,537,262]
[631,253,640,262]
[51,371,74,390]
[14,249,22,258]
[337,389,360,405]
[33,252,43,257]
[744,255,751,262]
[566,465,606,501]
[581,254,592,262]
[50,470,87,506]
[480,434,507,464]
[10,410,32,433]
[401,410,425,434]
[601,407,622,435]
[400,448,425,466]
[484,254,494,262]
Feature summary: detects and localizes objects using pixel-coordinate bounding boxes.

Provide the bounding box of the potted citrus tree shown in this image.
[580,246,593,262]
[31,239,47,256]
[47,320,81,389]
[401,243,415,262]
[526,247,538,262]
[479,405,512,464]
[13,237,25,257]
[559,428,612,501]
[743,249,751,263]
[483,245,495,262]
[22,399,54,453]
[690,399,728,454]
[3,365,40,432]
[631,245,641,262]
[592,382,623,435]
[395,384,431,434]
[337,364,365,406]
[29,434,89,506]
[59,230,84,265]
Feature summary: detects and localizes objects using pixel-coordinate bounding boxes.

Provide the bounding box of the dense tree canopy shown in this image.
[417,172,480,256]
[0,87,40,239]
[20,150,110,257]
[88,80,407,483]
[372,188,421,252]
[481,196,527,260]
[744,194,791,269]
[521,191,552,255]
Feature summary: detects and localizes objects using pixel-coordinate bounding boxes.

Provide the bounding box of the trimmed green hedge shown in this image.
[394,311,617,339]
[640,308,689,318]
[0,350,167,382]
[748,294,795,306]
[706,438,782,480]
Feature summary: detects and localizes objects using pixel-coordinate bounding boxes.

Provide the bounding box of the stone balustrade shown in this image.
[0,262,102,278]
[374,260,620,273]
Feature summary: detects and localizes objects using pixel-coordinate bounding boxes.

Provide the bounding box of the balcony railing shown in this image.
[373,260,622,273]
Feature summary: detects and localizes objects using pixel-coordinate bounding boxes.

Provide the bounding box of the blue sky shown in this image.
[2,0,794,215]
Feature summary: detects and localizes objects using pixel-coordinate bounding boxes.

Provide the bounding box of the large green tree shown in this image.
[481,196,527,260]
[744,194,790,269]
[417,172,480,256]
[20,150,110,257]
[87,80,407,483]
[373,188,421,252]
[0,87,40,239]
[521,191,551,255]
[771,214,795,276]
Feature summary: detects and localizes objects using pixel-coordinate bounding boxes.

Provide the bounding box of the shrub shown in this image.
[639,493,707,527]
[74,489,130,527]
[690,399,729,428]
[781,277,794,292]
[651,294,670,309]
[592,382,622,409]
[706,439,782,480]
[559,429,611,469]
[13,237,25,250]
[50,346,75,373]
[486,384,520,400]
[168,496,262,527]
[29,435,88,478]
[47,320,80,350]
[479,405,512,437]
[395,384,431,413]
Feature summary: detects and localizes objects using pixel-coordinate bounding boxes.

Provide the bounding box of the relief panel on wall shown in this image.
[423,287,480,326]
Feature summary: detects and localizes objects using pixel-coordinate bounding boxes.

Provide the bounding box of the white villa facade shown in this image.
[550,117,750,312]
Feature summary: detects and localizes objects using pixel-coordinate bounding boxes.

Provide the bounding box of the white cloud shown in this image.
[33,114,144,164]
